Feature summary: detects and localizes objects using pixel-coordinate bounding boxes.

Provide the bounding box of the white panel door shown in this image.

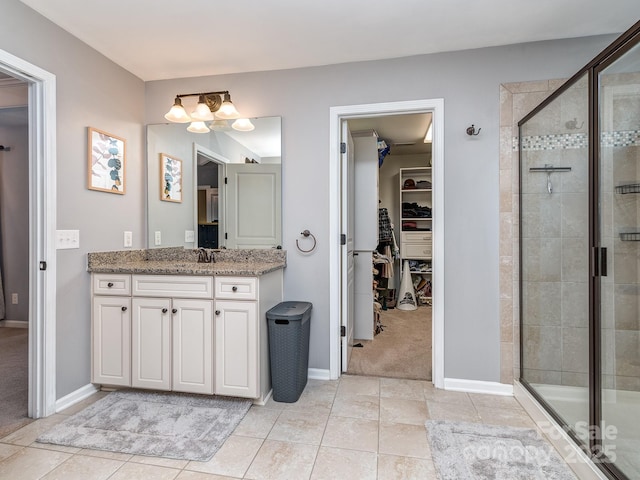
[172,299,213,394]
[225,164,281,248]
[341,122,355,372]
[92,296,131,386]
[214,300,258,398]
[132,297,172,390]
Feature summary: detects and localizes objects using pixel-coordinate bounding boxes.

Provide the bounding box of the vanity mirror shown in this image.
[146,117,282,249]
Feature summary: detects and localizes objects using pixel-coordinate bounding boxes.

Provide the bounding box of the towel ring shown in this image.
[296,229,317,253]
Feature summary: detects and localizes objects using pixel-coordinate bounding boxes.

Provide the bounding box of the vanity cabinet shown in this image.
[92,294,131,387]
[130,275,214,394]
[91,269,282,402]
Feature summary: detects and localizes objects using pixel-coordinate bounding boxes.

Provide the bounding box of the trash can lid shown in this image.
[266,301,312,320]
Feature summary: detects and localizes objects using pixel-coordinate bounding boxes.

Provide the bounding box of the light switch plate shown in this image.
[154,231,162,246]
[185,230,195,243]
[56,230,80,249]
[124,231,133,247]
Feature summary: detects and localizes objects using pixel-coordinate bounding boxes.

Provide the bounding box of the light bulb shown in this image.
[215,93,240,119]
[232,118,255,132]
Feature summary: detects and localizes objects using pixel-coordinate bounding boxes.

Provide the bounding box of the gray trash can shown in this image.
[266,301,312,403]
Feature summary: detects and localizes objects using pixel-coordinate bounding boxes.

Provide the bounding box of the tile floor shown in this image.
[0,375,548,479]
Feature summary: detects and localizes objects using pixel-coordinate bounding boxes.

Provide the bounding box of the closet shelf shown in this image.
[620,232,640,241]
[615,184,640,194]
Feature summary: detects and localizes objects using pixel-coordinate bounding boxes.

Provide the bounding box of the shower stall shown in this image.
[520,21,640,480]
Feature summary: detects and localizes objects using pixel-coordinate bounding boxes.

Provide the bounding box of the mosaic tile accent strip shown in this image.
[513,130,640,151]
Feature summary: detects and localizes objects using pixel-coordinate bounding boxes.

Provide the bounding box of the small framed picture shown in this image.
[88,127,126,194]
[160,153,183,202]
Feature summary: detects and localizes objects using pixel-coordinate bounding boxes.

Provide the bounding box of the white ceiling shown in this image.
[18,0,640,82]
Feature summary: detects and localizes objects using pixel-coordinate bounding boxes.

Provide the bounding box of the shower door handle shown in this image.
[592,247,607,277]
[600,247,607,277]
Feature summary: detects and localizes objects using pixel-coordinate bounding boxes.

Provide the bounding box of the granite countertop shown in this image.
[87,247,286,277]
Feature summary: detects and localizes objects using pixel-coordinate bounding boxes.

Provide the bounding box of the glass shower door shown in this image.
[598,40,640,479]
[520,73,591,443]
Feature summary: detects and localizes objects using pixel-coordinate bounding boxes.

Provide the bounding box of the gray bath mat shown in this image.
[426,420,577,479]
[37,389,252,461]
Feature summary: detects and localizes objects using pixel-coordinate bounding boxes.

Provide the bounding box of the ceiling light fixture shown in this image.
[424,122,433,143]
[164,90,242,132]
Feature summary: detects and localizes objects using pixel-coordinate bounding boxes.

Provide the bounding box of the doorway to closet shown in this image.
[346,114,433,381]
[329,99,445,388]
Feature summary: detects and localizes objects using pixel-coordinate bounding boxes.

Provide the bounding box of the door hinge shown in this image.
[39,261,47,271]
[340,325,346,337]
[340,234,346,245]
[224,177,228,185]
[340,142,346,154]
[225,232,228,240]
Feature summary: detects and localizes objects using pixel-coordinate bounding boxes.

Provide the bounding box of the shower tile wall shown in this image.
[521,76,590,389]
[601,72,640,392]
[499,79,564,384]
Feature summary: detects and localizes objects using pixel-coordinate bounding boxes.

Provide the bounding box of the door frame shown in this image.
[329,99,445,387]
[193,143,228,248]
[0,49,57,417]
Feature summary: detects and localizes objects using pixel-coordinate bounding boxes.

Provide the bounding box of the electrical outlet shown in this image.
[185,230,195,243]
[154,231,162,246]
[124,231,133,247]
[11,293,18,304]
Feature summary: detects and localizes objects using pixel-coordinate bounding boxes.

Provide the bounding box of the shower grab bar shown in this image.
[528,166,572,172]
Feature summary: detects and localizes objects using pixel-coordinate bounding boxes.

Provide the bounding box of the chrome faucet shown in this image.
[197,248,214,263]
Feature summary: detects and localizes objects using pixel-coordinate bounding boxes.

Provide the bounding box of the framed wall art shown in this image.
[88,127,126,194]
[160,153,183,202]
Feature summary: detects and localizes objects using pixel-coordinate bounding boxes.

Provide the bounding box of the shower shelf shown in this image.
[615,183,640,194]
[619,232,640,241]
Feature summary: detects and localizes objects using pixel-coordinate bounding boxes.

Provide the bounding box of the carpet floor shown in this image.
[347,305,431,380]
[0,327,32,439]
[37,389,253,461]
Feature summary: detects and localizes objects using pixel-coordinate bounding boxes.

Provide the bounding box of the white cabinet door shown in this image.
[92,296,131,386]
[132,297,172,390]
[172,299,214,394]
[214,300,258,398]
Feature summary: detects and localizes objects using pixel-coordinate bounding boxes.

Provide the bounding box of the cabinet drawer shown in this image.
[401,231,432,244]
[215,276,257,300]
[93,274,131,296]
[132,275,213,299]
[402,243,432,259]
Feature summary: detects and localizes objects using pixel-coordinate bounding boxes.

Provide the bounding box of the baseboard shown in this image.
[444,377,514,396]
[308,368,331,381]
[0,320,28,328]
[55,383,100,413]
[514,381,608,480]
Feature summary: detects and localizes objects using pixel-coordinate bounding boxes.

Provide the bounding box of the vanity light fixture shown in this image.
[232,118,255,132]
[164,90,242,133]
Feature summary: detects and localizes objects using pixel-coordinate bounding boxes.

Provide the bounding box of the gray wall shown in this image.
[146,34,616,382]
[0,121,29,322]
[0,0,622,399]
[0,0,146,398]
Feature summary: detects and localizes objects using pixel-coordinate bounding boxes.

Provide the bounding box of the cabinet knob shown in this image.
[215,310,221,316]
[162,308,168,313]
[107,282,114,288]
[172,308,178,314]
[121,306,127,312]
[232,286,238,292]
